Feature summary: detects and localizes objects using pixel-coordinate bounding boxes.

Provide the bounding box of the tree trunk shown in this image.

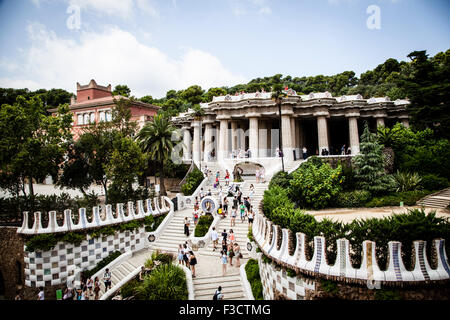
[159,161,167,196]
[28,176,34,197]
[102,180,108,204]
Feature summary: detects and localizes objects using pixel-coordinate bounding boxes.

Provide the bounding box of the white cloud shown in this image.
[136,0,159,18]
[258,6,272,14]
[0,23,246,98]
[65,0,159,20]
[30,0,41,7]
[230,0,272,16]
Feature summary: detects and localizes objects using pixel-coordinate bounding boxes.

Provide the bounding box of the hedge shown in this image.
[245,259,264,300]
[194,214,214,237]
[181,168,204,196]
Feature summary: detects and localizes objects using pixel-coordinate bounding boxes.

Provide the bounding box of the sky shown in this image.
[0,0,449,98]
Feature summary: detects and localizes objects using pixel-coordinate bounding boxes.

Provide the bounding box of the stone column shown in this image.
[182,126,192,160]
[317,116,329,154]
[259,120,267,158]
[281,115,293,161]
[231,121,238,155]
[376,117,385,128]
[290,117,296,160]
[239,123,246,151]
[218,119,229,160]
[203,123,213,162]
[249,117,259,158]
[192,120,202,164]
[348,117,360,155]
[401,119,410,128]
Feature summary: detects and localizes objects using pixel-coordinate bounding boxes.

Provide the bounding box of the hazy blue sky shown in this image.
[0,0,449,98]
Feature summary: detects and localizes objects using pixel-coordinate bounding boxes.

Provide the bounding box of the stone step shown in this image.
[195,291,245,300]
[193,273,241,283]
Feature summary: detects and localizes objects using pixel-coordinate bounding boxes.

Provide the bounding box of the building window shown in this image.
[77,114,83,125]
[106,111,112,122]
[84,113,89,124]
[99,111,105,122]
[90,112,95,124]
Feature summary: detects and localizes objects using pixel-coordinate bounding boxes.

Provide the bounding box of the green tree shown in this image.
[352,122,395,194]
[180,85,204,105]
[59,98,139,203]
[0,95,72,197]
[401,49,450,140]
[137,114,177,196]
[105,136,149,198]
[112,84,131,97]
[203,87,227,102]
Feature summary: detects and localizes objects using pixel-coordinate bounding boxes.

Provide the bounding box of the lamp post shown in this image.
[272,84,286,172]
[278,99,285,172]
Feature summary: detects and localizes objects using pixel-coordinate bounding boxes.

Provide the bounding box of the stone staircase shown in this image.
[97,249,152,299]
[193,273,246,300]
[148,209,194,254]
[95,160,275,300]
[417,188,450,209]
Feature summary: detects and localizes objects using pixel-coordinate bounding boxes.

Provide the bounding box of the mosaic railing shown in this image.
[252,211,450,284]
[17,197,172,235]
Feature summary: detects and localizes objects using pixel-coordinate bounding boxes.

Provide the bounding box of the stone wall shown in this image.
[0,227,25,299]
[258,254,450,300]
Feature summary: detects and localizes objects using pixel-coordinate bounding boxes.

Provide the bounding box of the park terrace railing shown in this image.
[18,197,174,288]
[17,197,172,235]
[252,210,450,285]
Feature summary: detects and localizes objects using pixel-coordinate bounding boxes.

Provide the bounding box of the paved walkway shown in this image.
[307,206,450,223]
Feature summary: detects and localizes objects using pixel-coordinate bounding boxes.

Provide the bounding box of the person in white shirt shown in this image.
[37,287,44,300]
[211,227,219,251]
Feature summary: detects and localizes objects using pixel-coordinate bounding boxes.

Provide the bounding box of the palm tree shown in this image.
[271,84,287,171]
[137,114,177,196]
[190,104,205,120]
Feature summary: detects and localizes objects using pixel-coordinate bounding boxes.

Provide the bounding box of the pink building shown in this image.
[50,79,159,140]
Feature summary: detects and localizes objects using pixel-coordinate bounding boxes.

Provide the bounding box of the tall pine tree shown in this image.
[352,122,394,194]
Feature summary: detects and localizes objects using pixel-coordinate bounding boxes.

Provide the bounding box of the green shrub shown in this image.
[262,185,292,217]
[25,233,58,252]
[268,171,292,190]
[194,214,214,237]
[286,268,296,278]
[420,174,449,191]
[83,251,122,279]
[289,162,343,209]
[134,263,188,300]
[248,230,254,242]
[60,232,85,246]
[250,281,263,300]
[332,190,372,208]
[181,168,204,196]
[120,278,140,298]
[393,171,422,192]
[365,190,433,207]
[321,280,338,295]
[374,289,401,300]
[245,259,263,300]
[262,254,272,264]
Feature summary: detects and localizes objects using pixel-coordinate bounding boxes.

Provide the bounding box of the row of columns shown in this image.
[183,116,409,163]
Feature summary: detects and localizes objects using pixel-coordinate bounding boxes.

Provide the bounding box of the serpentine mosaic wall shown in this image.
[252,211,450,285]
[17,197,172,288]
